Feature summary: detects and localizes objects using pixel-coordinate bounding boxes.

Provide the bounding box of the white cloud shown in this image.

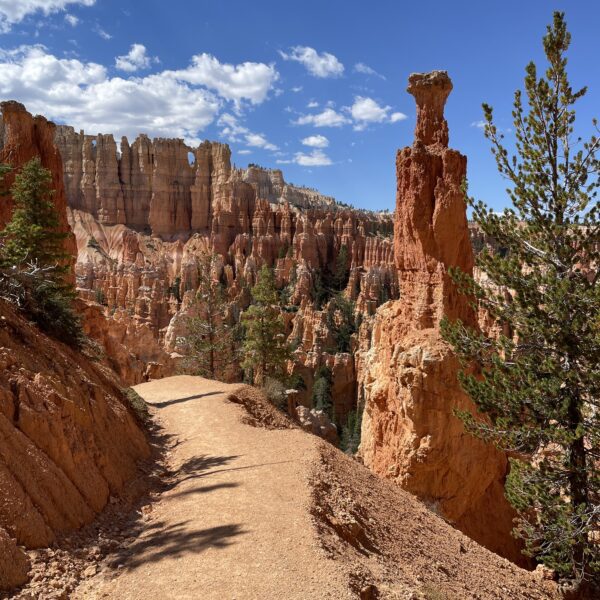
[115,43,155,72]
[245,132,278,151]
[307,100,318,108]
[94,25,111,40]
[0,0,94,31]
[279,46,343,78]
[238,149,252,155]
[171,53,278,106]
[294,108,350,128]
[301,134,328,148]
[471,120,486,129]
[0,45,220,145]
[64,13,78,26]
[390,112,407,123]
[350,96,406,130]
[291,85,302,93]
[353,62,385,80]
[278,149,332,167]
[217,113,277,151]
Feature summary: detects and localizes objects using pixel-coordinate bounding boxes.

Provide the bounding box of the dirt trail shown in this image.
[75,375,347,600]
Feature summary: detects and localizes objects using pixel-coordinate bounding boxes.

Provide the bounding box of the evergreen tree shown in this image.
[1,158,70,276]
[332,244,350,291]
[241,264,290,385]
[0,159,83,347]
[441,13,599,590]
[311,365,333,419]
[327,293,357,353]
[180,254,237,380]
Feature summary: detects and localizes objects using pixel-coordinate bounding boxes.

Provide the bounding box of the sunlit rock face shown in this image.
[56,126,396,419]
[356,72,525,565]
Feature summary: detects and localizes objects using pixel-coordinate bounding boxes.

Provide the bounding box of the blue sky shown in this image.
[0,1,598,212]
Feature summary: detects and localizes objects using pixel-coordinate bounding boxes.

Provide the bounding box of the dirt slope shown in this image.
[74,376,557,599]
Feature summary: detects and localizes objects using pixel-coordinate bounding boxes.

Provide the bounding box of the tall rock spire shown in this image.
[357,72,525,565]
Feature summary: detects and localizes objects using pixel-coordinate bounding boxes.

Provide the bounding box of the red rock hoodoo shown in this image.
[357,71,523,564]
[53,126,396,419]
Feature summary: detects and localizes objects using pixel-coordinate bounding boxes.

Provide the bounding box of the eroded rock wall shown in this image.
[55,125,396,409]
[356,72,523,564]
[0,104,151,592]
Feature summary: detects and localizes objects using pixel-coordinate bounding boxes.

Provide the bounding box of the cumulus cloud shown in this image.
[0,0,94,31]
[350,96,407,130]
[277,149,332,167]
[307,100,319,108]
[171,53,279,107]
[279,46,343,78]
[64,13,78,26]
[294,108,350,128]
[301,134,328,148]
[0,44,222,145]
[115,43,156,72]
[246,132,278,151]
[217,113,278,151]
[353,62,385,80]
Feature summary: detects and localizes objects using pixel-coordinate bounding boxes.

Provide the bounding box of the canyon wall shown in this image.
[0,104,150,591]
[356,72,523,564]
[57,129,396,419]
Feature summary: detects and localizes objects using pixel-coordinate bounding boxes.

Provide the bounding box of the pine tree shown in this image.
[1,158,70,275]
[311,365,333,419]
[441,12,599,591]
[241,264,290,385]
[180,254,237,380]
[0,158,83,347]
[332,244,350,291]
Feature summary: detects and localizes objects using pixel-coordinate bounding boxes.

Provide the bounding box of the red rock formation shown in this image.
[0,301,149,545]
[357,71,523,564]
[55,125,396,405]
[0,102,77,278]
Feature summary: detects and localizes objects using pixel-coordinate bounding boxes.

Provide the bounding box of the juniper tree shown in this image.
[441,12,599,591]
[180,254,237,380]
[241,264,290,385]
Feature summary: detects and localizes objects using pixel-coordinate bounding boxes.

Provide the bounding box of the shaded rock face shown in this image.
[357,72,523,564]
[0,301,149,549]
[0,102,77,278]
[0,527,29,591]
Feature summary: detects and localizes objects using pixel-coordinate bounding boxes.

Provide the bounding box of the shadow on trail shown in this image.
[169,482,240,499]
[173,457,298,487]
[111,520,246,570]
[152,391,224,409]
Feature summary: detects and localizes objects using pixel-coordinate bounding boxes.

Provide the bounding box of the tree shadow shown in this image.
[152,391,224,409]
[169,482,240,499]
[163,454,240,491]
[110,520,246,569]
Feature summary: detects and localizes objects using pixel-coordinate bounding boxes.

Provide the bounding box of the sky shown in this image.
[0,1,598,212]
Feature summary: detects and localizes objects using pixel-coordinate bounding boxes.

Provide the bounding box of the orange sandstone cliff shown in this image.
[0,104,150,592]
[356,71,523,564]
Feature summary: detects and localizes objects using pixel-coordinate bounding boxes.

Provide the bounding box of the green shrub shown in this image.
[123,387,149,422]
[262,377,287,410]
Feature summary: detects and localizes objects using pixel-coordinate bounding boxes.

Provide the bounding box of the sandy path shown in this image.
[75,375,347,600]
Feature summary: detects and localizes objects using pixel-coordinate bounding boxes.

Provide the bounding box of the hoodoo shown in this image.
[357,71,523,564]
